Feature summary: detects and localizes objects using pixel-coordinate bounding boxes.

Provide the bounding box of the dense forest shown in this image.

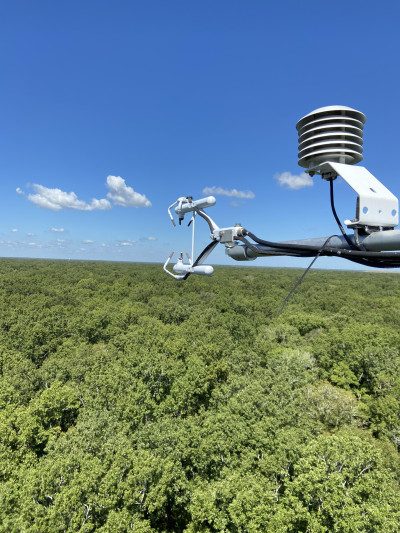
[0,259,400,532]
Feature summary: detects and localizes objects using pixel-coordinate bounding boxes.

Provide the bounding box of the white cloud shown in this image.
[274,171,313,190]
[11,229,18,233]
[106,176,151,208]
[202,186,255,199]
[18,176,151,211]
[140,236,157,242]
[51,228,66,232]
[89,198,112,210]
[26,232,36,237]
[83,239,94,244]
[20,184,112,211]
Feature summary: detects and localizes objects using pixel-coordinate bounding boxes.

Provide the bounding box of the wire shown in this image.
[329,179,357,250]
[182,240,219,280]
[237,235,316,258]
[244,230,400,268]
[278,235,336,314]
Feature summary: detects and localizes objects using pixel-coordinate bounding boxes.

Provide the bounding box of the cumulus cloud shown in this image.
[106,176,151,208]
[11,229,18,233]
[88,198,112,210]
[83,240,94,244]
[17,184,112,211]
[140,236,157,242]
[274,171,313,190]
[18,176,151,211]
[202,186,255,199]
[51,228,66,232]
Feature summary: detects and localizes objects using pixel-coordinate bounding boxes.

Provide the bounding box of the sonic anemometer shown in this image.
[164,106,400,280]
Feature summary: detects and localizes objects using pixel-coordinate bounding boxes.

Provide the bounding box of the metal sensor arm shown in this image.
[165,176,400,280]
[227,230,400,268]
[309,162,399,230]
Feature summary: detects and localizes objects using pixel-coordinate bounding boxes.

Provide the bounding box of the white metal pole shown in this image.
[191,213,195,264]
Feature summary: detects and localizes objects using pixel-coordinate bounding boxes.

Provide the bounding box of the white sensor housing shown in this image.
[296,105,366,169]
[172,263,214,276]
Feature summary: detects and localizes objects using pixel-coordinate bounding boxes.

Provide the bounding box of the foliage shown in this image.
[0,259,399,531]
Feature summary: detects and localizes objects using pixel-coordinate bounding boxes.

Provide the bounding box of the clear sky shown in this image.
[1,0,400,271]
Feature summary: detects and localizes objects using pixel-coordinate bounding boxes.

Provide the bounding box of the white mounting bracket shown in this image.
[308,161,399,229]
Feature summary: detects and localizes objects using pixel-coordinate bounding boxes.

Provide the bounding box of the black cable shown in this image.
[278,235,336,314]
[182,240,219,280]
[244,230,400,266]
[245,231,328,253]
[329,178,357,250]
[237,235,316,258]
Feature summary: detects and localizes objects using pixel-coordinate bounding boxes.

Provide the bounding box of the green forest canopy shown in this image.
[0,259,400,532]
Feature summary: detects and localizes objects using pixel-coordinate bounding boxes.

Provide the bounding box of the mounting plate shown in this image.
[309,161,399,229]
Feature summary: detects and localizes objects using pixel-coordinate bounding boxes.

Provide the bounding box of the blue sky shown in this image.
[1,0,400,270]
